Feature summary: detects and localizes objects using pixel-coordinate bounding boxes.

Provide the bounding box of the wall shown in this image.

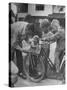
[28,4,53,16]
[18,4,53,18]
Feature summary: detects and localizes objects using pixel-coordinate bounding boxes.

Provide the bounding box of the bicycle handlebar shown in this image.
[39,39,51,45]
[15,38,51,53]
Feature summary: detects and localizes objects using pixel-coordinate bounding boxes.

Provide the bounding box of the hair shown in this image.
[40,19,50,28]
[24,14,33,23]
[40,19,50,33]
[34,23,42,38]
[51,19,60,28]
[25,23,42,41]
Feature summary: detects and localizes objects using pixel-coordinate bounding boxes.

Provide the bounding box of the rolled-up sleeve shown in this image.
[48,30,65,42]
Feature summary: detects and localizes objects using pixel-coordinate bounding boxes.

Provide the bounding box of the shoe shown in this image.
[18,72,27,79]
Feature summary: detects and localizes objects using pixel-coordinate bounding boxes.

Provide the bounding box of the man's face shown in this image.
[51,25,58,34]
[41,26,48,34]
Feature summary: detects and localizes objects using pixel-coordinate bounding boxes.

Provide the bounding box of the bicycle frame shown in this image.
[43,46,65,72]
[42,48,56,71]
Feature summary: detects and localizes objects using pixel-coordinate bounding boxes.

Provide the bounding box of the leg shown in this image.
[16,49,26,79]
[16,49,23,73]
[54,51,60,73]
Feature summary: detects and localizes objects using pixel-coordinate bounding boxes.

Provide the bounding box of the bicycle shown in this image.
[16,38,65,83]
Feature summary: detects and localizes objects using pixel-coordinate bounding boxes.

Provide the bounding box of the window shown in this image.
[36,4,44,11]
[53,5,65,13]
[18,3,28,13]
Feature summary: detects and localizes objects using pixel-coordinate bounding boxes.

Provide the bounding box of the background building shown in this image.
[10,3,65,27]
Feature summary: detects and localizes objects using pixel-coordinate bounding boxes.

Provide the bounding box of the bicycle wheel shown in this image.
[60,55,65,80]
[23,52,46,83]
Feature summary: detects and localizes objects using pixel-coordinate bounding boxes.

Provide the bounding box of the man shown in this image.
[11,21,29,79]
[45,19,65,73]
[11,21,42,79]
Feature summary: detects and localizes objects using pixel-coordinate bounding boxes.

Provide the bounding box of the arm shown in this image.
[15,45,23,51]
[45,30,65,42]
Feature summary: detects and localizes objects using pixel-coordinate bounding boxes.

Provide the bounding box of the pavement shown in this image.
[14,76,63,87]
[14,65,64,87]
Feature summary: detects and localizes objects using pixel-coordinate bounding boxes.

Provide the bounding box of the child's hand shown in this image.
[15,45,22,51]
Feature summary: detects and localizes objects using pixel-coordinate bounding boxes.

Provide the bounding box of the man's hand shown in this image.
[42,37,50,42]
